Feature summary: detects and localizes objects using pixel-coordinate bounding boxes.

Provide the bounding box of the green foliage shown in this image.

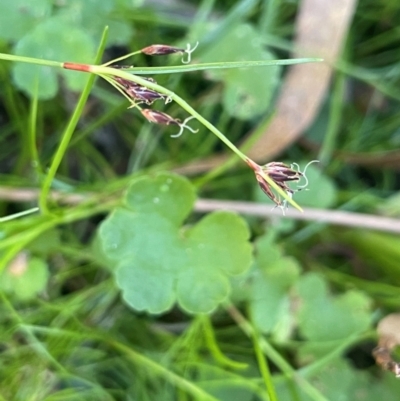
[292,164,337,209]
[0,0,52,42]
[99,173,253,313]
[249,233,372,350]
[296,273,372,342]
[276,358,400,401]
[249,233,301,339]
[0,254,49,300]
[342,231,400,282]
[13,17,95,98]
[1,0,400,399]
[254,162,337,208]
[3,0,133,98]
[201,23,280,120]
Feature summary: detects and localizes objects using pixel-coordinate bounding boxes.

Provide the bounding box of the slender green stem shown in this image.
[0,207,39,223]
[106,58,323,75]
[108,340,220,401]
[318,71,346,165]
[101,68,300,211]
[194,112,275,188]
[299,331,375,378]
[0,44,315,213]
[0,217,57,272]
[0,43,320,161]
[0,198,117,272]
[0,50,321,73]
[81,65,303,211]
[23,322,220,401]
[189,0,216,40]
[0,52,62,68]
[0,168,158,270]
[1,64,28,173]
[202,315,248,370]
[28,80,42,177]
[90,64,248,161]
[1,294,67,375]
[101,49,142,66]
[252,329,279,401]
[1,295,110,395]
[38,28,108,214]
[224,302,330,401]
[259,0,279,34]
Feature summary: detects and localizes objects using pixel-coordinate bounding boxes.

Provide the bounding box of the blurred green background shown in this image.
[1,0,400,400]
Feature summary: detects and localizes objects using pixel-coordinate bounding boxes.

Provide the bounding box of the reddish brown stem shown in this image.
[63,62,91,72]
[245,157,259,171]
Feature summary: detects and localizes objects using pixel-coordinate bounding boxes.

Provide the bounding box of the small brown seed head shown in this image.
[141,44,185,56]
[140,109,179,125]
[247,159,303,207]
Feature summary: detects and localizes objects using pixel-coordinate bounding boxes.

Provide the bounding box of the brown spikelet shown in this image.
[141,44,185,56]
[140,109,180,125]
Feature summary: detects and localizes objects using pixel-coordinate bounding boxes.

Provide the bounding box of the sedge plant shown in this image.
[0,29,321,217]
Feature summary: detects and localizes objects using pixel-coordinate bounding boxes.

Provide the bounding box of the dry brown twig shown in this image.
[1,187,400,234]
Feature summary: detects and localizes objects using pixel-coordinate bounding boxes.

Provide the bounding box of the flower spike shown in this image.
[141,44,186,56]
[140,110,198,138]
[140,42,199,64]
[140,109,178,125]
[246,158,309,212]
[113,76,171,105]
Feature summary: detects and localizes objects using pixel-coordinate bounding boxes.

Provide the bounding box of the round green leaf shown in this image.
[13,17,95,99]
[98,173,253,314]
[177,270,230,314]
[250,257,300,336]
[124,173,196,225]
[99,210,183,269]
[187,211,252,276]
[295,273,372,341]
[254,232,282,268]
[0,0,51,42]
[55,0,133,46]
[117,259,176,314]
